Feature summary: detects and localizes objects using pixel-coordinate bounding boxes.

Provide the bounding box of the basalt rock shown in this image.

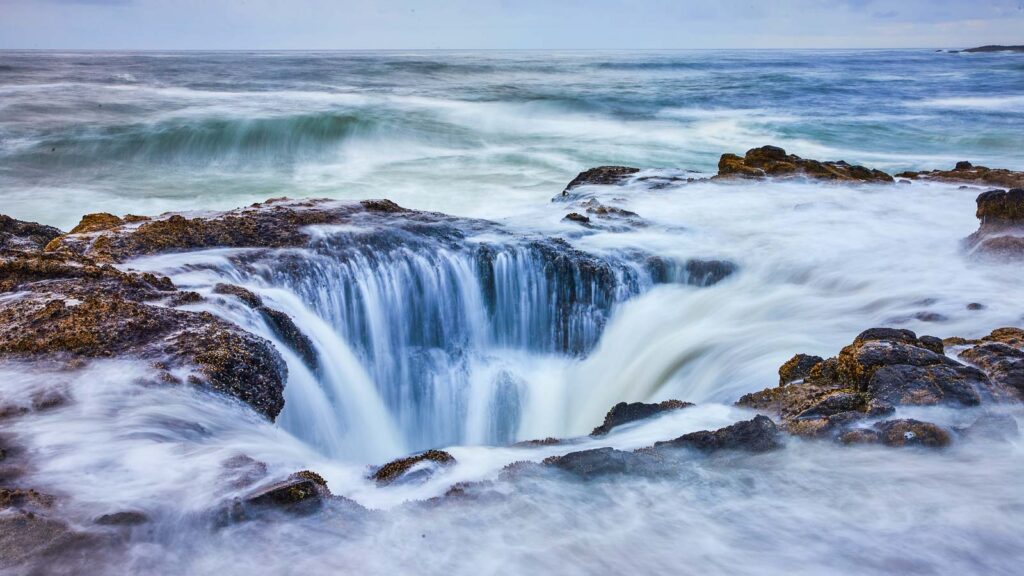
[561,166,640,196]
[839,419,951,448]
[654,415,782,453]
[738,327,1014,440]
[542,447,662,479]
[213,283,318,371]
[714,146,894,183]
[964,189,1024,259]
[958,328,1024,400]
[896,162,1024,189]
[590,400,693,436]
[0,215,63,252]
[371,449,456,486]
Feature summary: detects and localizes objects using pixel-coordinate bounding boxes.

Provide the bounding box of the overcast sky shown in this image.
[1,0,1022,50]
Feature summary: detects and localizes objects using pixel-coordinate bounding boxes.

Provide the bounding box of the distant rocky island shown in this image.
[942,45,1024,53]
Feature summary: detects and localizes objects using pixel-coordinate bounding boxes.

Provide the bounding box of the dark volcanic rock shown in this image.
[94,511,149,526]
[896,161,1024,189]
[840,419,951,448]
[655,415,782,453]
[778,353,824,385]
[958,328,1024,400]
[562,212,591,225]
[213,283,318,371]
[714,146,894,183]
[590,399,693,436]
[965,189,1024,259]
[738,327,1014,440]
[0,215,63,252]
[561,166,640,196]
[239,470,331,515]
[371,449,456,486]
[543,447,661,479]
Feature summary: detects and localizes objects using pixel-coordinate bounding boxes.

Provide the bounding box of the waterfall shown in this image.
[130,230,729,461]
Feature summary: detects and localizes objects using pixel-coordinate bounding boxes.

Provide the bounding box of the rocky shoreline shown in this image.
[2,147,1024,570]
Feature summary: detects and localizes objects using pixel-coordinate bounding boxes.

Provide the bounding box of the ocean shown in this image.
[1,50,1023,575]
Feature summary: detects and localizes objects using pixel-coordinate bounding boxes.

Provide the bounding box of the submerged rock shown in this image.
[840,419,951,448]
[590,400,693,436]
[239,470,331,514]
[543,447,661,479]
[213,283,318,371]
[371,449,456,486]
[714,146,894,183]
[964,189,1024,259]
[654,415,782,453]
[561,166,640,196]
[957,328,1024,400]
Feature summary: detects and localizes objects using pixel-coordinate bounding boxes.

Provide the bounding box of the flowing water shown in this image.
[1,50,1023,575]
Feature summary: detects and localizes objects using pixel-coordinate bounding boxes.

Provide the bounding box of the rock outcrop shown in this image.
[840,419,951,448]
[543,448,661,479]
[962,45,1024,53]
[371,449,456,486]
[212,284,318,371]
[561,166,640,196]
[897,162,1024,189]
[737,327,1020,441]
[653,415,782,453]
[0,215,63,252]
[714,146,894,183]
[590,400,693,436]
[964,188,1024,258]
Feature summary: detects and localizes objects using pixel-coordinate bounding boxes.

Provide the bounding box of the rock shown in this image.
[0,215,63,252]
[94,511,148,526]
[590,399,693,436]
[0,510,106,571]
[739,327,1014,440]
[371,449,456,486]
[958,412,1020,441]
[542,447,661,479]
[561,166,640,196]
[778,354,824,385]
[69,213,126,234]
[896,160,1024,188]
[579,199,640,220]
[840,419,951,448]
[714,146,894,183]
[213,283,318,372]
[967,302,986,310]
[0,251,287,420]
[655,415,782,453]
[963,45,1024,53]
[563,212,591,225]
[683,259,737,286]
[966,189,1024,259]
[240,470,331,513]
[958,331,1024,400]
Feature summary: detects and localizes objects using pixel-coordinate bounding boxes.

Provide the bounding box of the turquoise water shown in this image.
[2,50,1023,228]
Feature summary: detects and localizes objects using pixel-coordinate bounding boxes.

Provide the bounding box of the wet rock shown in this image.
[958,339,1024,401]
[0,252,287,420]
[579,199,640,220]
[739,327,1014,440]
[714,146,894,183]
[840,419,951,448]
[896,160,1024,189]
[778,354,824,385]
[561,166,640,196]
[0,215,63,252]
[512,437,564,447]
[655,415,782,453]
[371,449,456,486]
[964,189,1024,259]
[0,510,107,571]
[958,412,1020,441]
[94,511,149,526]
[212,284,318,372]
[240,470,331,513]
[69,213,126,234]
[562,212,591,225]
[684,259,737,286]
[590,399,693,436]
[967,302,986,310]
[542,447,661,479]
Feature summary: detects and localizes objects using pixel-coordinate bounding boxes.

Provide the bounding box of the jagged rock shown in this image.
[714,146,893,183]
[561,166,640,196]
[213,283,318,371]
[896,161,1024,189]
[0,215,63,252]
[738,327,1014,439]
[965,189,1024,258]
[579,199,640,220]
[654,415,782,453]
[958,329,1024,400]
[371,449,456,486]
[562,212,591,225]
[69,213,126,234]
[840,419,951,448]
[778,354,824,385]
[590,400,693,436]
[918,335,944,354]
[0,251,287,420]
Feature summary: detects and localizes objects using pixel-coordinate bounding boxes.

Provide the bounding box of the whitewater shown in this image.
[1,50,1023,575]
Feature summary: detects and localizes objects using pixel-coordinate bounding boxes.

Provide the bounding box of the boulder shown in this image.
[371,449,456,486]
[958,328,1024,400]
[965,189,1024,259]
[714,146,894,183]
[240,470,331,514]
[561,166,640,196]
[590,399,693,436]
[654,415,782,453]
[778,353,824,385]
[0,215,63,252]
[542,447,661,479]
[839,419,951,448]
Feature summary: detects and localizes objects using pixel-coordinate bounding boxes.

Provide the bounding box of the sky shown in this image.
[0,0,1022,50]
